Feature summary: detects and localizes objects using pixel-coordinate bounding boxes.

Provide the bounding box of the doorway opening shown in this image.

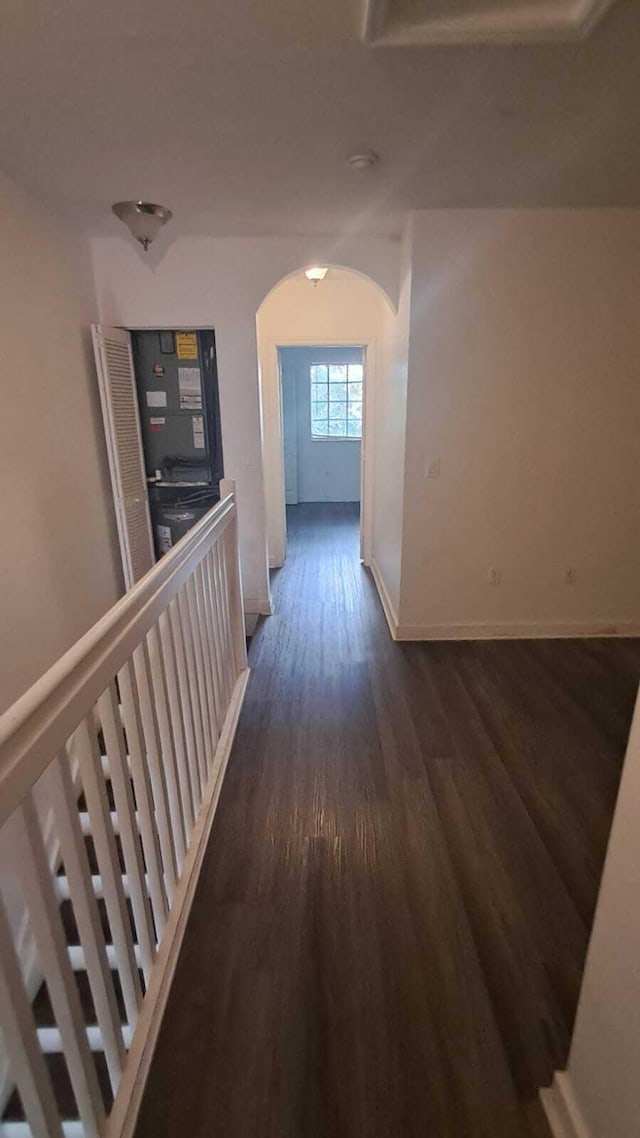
[279,344,365,559]
[256,266,394,580]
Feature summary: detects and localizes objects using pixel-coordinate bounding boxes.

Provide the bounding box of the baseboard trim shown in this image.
[369,558,399,640]
[365,574,640,643]
[107,667,250,1138]
[540,1072,591,1138]
[394,620,640,642]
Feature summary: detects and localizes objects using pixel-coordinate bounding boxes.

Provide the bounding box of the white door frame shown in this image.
[263,337,376,568]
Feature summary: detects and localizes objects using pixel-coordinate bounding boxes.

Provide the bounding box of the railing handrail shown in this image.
[0,491,236,827]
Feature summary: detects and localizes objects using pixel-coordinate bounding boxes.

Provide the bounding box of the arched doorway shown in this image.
[256,266,394,574]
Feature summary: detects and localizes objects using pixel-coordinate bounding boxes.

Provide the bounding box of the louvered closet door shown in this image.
[92,325,155,589]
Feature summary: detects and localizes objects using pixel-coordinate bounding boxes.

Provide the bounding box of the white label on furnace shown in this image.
[178,367,203,410]
[146,390,167,408]
[192,415,205,449]
[156,524,172,554]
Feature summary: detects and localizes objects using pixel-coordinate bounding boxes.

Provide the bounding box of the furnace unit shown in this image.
[130,329,223,558]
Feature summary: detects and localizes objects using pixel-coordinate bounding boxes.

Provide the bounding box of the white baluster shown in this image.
[157,611,195,841]
[131,641,177,904]
[97,684,156,987]
[217,539,235,706]
[222,499,248,677]
[211,542,232,710]
[48,752,126,1094]
[202,550,226,731]
[173,596,204,801]
[13,798,105,1138]
[145,626,186,873]
[72,719,142,1027]
[117,660,168,940]
[192,563,221,760]
[165,591,200,814]
[183,578,215,773]
[0,893,63,1138]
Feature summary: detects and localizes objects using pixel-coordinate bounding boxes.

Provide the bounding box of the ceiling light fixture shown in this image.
[305,266,329,286]
[347,150,379,171]
[112,201,173,250]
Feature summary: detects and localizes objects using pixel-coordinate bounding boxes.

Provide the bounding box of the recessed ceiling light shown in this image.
[347,150,380,171]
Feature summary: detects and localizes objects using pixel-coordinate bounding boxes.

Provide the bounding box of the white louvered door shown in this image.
[92,325,155,588]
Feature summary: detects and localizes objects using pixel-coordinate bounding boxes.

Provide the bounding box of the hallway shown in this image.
[135,503,640,1138]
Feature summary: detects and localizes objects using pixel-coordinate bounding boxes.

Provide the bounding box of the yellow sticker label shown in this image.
[176,332,198,360]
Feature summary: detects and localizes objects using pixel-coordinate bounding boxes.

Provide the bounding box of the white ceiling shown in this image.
[0,0,638,238]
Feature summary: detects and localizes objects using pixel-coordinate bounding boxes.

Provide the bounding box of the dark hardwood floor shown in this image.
[135,502,640,1138]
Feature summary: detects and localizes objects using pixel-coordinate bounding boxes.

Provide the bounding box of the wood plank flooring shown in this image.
[135,502,640,1138]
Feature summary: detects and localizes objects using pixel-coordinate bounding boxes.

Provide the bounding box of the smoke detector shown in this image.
[347,150,380,171]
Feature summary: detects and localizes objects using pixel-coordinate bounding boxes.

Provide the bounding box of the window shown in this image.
[310,362,363,439]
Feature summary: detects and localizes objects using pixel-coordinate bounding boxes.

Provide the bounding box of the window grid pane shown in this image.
[310,361,363,439]
[329,364,347,384]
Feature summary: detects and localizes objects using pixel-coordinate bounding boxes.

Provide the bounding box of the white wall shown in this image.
[397,210,640,637]
[371,220,413,619]
[92,236,399,611]
[256,267,395,566]
[548,687,640,1138]
[280,345,362,504]
[0,171,121,713]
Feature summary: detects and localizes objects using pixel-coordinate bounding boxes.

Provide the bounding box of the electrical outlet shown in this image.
[426,458,441,479]
[487,567,501,586]
[565,566,576,585]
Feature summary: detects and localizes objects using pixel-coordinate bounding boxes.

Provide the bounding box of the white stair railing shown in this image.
[0,482,249,1138]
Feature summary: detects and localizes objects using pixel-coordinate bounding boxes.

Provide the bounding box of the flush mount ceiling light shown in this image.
[305,266,329,285]
[112,201,173,250]
[347,150,380,171]
[362,0,618,45]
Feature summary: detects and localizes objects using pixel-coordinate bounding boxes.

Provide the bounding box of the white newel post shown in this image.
[219,478,248,674]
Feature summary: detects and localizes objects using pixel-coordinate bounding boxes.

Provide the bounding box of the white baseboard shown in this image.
[540,1072,591,1138]
[107,668,250,1138]
[366,567,640,643]
[394,620,640,642]
[369,558,399,640]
